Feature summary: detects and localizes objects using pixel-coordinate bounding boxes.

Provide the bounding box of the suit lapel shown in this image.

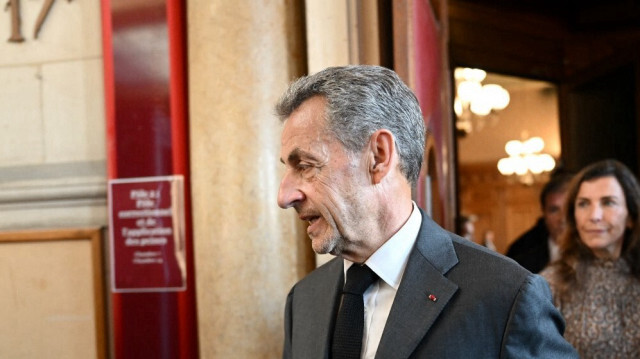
[375,213,460,359]
[293,258,344,359]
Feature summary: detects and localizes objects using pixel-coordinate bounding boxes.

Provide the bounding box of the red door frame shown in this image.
[101,0,199,357]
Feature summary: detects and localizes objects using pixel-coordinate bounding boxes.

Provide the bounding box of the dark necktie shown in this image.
[332,264,379,359]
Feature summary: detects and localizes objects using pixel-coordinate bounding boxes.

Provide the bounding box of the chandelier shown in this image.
[497,137,556,185]
[454,67,510,135]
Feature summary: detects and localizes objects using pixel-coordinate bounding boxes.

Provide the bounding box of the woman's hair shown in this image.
[552,159,640,299]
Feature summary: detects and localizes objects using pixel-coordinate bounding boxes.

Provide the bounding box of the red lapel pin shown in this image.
[428,294,437,302]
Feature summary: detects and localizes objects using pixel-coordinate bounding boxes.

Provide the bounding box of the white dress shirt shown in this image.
[548,236,560,263]
[342,202,422,359]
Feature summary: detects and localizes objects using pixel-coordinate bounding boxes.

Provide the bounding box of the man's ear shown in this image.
[368,129,395,184]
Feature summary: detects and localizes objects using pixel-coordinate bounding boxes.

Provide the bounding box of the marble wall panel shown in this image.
[0,0,102,66]
[0,65,43,165]
[0,0,106,231]
[188,1,309,357]
[42,59,106,163]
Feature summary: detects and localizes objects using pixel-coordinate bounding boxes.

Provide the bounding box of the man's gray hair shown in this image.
[275,65,426,185]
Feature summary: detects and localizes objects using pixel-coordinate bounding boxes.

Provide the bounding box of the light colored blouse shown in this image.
[541,258,640,358]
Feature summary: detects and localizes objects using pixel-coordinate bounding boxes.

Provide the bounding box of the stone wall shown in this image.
[0,0,106,230]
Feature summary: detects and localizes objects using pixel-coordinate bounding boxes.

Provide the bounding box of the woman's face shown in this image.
[574,176,632,259]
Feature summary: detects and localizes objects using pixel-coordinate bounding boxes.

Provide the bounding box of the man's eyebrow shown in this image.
[282,148,318,165]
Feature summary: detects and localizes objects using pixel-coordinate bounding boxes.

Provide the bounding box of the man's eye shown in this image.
[296,163,313,171]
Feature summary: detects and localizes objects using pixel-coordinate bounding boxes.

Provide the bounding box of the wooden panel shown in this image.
[449,21,564,64]
[0,228,106,359]
[504,203,540,245]
[448,0,566,80]
[459,163,543,253]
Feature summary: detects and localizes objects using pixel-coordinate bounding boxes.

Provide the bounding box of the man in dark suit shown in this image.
[275,65,577,358]
[506,173,573,273]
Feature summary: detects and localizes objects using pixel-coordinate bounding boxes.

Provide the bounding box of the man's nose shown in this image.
[277,171,305,209]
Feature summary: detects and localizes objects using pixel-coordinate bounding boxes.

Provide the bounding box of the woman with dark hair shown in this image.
[541,159,640,358]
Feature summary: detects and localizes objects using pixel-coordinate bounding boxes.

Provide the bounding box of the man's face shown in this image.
[543,190,567,241]
[277,96,371,257]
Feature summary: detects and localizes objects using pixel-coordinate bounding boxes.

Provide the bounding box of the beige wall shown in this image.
[188,1,311,357]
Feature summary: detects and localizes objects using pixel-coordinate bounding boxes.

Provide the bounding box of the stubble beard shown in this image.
[311,230,345,256]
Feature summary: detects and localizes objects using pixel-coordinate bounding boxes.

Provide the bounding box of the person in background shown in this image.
[276,65,577,358]
[506,171,573,272]
[541,159,640,358]
[482,230,497,251]
[456,214,476,242]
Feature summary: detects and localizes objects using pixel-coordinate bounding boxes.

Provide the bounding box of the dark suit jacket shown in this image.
[283,211,577,358]
[506,218,551,273]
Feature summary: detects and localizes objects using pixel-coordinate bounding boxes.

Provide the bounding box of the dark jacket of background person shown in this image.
[507,172,573,273]
[506,218,550,273]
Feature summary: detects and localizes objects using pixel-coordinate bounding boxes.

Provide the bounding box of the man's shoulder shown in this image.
[414,215,529,280]
[447,236,532,292]
[453,237,528,273]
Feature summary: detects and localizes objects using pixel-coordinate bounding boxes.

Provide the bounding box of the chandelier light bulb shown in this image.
[454,97,463,117]
[523,137,545,154]
[514,158,528,175]
[470,98,492,116]
[525,154,545,174]
[462,68,487,82]
[497,157,515,175]
[505,140,522,156]
[540,154,556,171]
[482,84,510,110]
[457,80,482,103]
[454,67,511,135]
[498,136,556,184]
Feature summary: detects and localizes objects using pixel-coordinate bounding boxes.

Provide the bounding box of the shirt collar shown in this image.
[344,202,422,290]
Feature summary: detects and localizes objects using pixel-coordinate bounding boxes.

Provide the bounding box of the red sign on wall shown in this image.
[109,176,186,292]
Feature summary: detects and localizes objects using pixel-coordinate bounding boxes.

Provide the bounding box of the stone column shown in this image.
[188,1,312,357]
